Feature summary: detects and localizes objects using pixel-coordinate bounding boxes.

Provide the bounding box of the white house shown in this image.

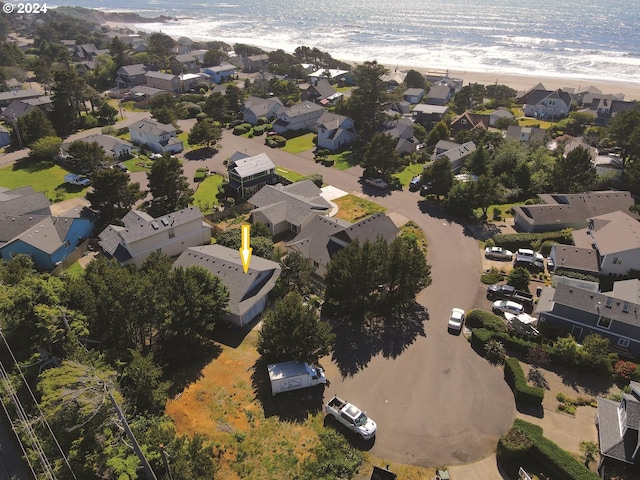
[430,140,477,172]
[315,112,356,151]
[63,133,133,159]
[272,101,325,134]
[129,118,183,154]
[98,207,211,266]
[174,245,281,327]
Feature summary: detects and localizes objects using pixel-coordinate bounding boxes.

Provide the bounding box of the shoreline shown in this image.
[104,20,640,101]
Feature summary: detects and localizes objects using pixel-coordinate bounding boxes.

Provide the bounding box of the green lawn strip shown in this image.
[0,159,87,202]
[393,163,425,186]
[334,194,385,222]
[334,86,352,93]
[63,261,85,278]
[329,150,359,170]
[281,133,315,154]
[192,174,224,213]
[119,101,148,113]
[276,167,305,183]
[473,199,537,222]
[122,157,153,172]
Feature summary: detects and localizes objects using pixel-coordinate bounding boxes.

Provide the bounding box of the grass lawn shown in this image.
[329,149,360,171]
[472,199,535,222]
[0,158,87,202]
[119,101,148,112]
[511,107,554,129]
[122,156,153,172]
[393,162,425,186]
[334,86,352,93]
[165,328,436,479]
[63,261,85,279]
[192,174,223,213]
[175,131,196,151]
[276,167,305,183]
[281,133,315,154]
[334,194,385,222]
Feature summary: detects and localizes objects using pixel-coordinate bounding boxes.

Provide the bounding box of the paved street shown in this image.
[191,131,516,468]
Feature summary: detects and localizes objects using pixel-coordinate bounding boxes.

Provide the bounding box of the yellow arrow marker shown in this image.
[239,224,252,273]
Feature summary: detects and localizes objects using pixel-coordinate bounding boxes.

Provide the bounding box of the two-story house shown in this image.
[227,152,278,199]
[518,84,572,120]
[129,118,183,154]
[243,54,269,72]
[174,245,281,327]
[573,211,640,277]
[425,84,453,106]
[115,64,148,89]
[145,71,181,93]
[315,111,356,151]
[403,88,425,104]
[203,64,236,84]
[430,140,477,172]
[98,207,211,266]
[588,97,636,126]
[449,110,490,134]
[242,96,284,125]
[378,117,420,155]
[597,380,640,471]
[412,104,448,130]
[272,101,325,134]
[301,78,341,106]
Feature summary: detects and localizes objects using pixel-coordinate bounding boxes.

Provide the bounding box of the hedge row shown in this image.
[252,124,272,135]
[492,230,572,252]
[503,357,544,406]
[465,309,509,333]
[471,327,542,356]
[498,419,597,480]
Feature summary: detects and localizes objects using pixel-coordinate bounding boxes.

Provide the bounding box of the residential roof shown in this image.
[404,88,425,97]
[128,85,165,97]
[14,216,74,254]
[145,71,177,81]
[306,78,336,99]
[249,181,331,226]
[551,245,600,273]
[513,191,636,231]
[280,100,324,118]
[380,71,407,84]
[0,186,51,216]
[450,110,489,130]
[524,88,572,109]
[100,207,204,248]
[129,118,176,137]
[0,89,43,102]
[22,96,51,107]
[316,111,352,131]
[430,141,477,164]
[611,279,640,305]
[426,84,452,100]
[597,396,638,463]
[0,214,50,245]
[412,104,448,114]
[308,68,349,79]
[505,125,546,142]
[491,108,514,119]
[173,245,280,318]
[228,152,276,179]
[243,96,284,117]
[118,64,147,76]
[63,133,132,157]
[0,100,36,120]
[379,117,414,140]
[205,64,236,73]
[331,212,399,245]
[542,283,640,328]
[175,53,199,63]
[573,210,640,255]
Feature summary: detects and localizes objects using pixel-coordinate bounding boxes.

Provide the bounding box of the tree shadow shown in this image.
[528,368,550,390]
[184,147,217,161]
[322,415,376,451]
[165,341,223,397]
[331,302,428,377]
[212,321,254,349]
[12,157,55,172]
[250,358,325,423]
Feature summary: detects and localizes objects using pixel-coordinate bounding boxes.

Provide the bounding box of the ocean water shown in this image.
[52,0,640,84]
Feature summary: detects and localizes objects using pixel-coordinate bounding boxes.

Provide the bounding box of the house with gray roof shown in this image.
[302,78,341,106]
[242,96,284,125]
[203,64,236,84]
[115,64,148,89]
[380,71,407,91]
[403,88,425,104]
[588,97,636,126]
[425,84,453,106]
[378,117,420,155]
[129,118,183,154]
[272,101,325,134]
[0,96,51,122]
[145,71,181,93]
[489,108,515,127]
[228,152,278,199]
[286,212,399,279]
[98,207,211,266]
[573,211,640,277]
[315,112,356,151]
[429,140,477,172]
[62,133,133,159]
[0,187,94,270]
[512,191,636,233]
[243,54,269,72]
[412,104,448,130]
[518,84,572,120]
[536,282,640,357]
[610,279,640,305]
[505,125,546,143]
[597,380,640,469]
[248,181,331,236]
[548,244,600,276]
[0,89,43,108]
[174,245,281,327]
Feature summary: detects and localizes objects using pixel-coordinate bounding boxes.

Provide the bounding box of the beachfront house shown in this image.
[272,101,325,134]
[315,111,357,151]
[227,152,278,199]
[203,64,236,84]
[129,118,184,155]
[98,207,211,267]
[517,83,572,120]
[242,96,284,125]
[243,54,269,72]
[587,97,636,126]
[174,245,281,327]
[425,84,453,105]
[308,68,355,87]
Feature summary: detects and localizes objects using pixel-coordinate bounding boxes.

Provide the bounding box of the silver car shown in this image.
[492,300,525,315]
[484,246,513,260]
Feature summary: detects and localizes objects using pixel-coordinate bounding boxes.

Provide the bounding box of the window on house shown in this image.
[613,257,622,265]
[623,302,630,313]
[598,316,612,329]
[168,228,175,239]
[313,261,319,268]
[618,338,630,348]
[548,100,556,106]
[605,296,613,308]
[460,119,467,124]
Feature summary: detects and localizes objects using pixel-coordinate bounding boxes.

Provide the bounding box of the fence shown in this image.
[51,239,91,276]
[204,203,253,223]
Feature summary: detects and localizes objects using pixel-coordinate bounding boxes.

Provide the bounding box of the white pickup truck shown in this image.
[325,395,377,440]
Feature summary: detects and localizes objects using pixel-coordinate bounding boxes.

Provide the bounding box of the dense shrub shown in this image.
[471,328,492,354]
[179,101,202,118]
[497,426,533,460]
[300,173,323,187]
[481,267,503,284]
[252,124,268,135]
[553,269,600,283]
[540,240,557,256]
[194,168,208,182]
[492,229,573,252]
[504,357,544,406]
[614,360,638,382]
[265,136,286,148]
[498,419,597,480]
[233,124,251,135]
[466,309,509,333]
[257,116,269,125]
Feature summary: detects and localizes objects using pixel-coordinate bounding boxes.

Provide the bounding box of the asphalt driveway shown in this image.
[203,131,516,466]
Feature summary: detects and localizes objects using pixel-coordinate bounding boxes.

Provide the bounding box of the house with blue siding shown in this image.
[0,194,94,271]
[203,64,236,84]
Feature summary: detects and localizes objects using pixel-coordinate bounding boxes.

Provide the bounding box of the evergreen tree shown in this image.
[67,140,110,173]
[553,145,597,193]
[15,108,56,146]
[51,69,86,136]
[87,168,145,227]
[145,154,194,216]
[404,69,427,89]
[188,118,222,148]
[361,133,404,175]
[345,60,389,139]
[421,157,454,197]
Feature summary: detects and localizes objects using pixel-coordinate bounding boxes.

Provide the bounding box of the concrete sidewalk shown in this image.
[449,454,509,480]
